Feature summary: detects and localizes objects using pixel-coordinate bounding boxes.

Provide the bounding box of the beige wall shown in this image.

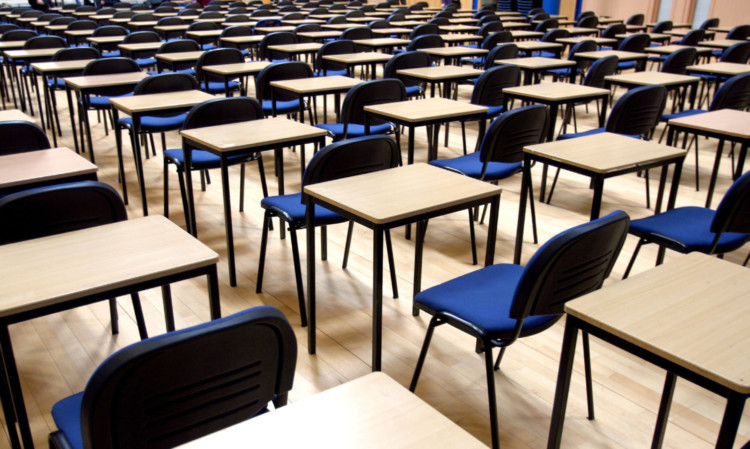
[669,0,696,24]
[580,0,659,22]
[709,0,750,28]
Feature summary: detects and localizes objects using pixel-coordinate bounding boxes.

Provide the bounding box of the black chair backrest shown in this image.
[727,25,750,40]
[601,23,626,39]
[130,12,156,21]
[2,29,37,41]
[133,72,198,95]
[227,6,247,14]
[508,210,629,325]
[711,170,750,237]
[606,84,667,137]
[345,9,364,18]
[183,97,263,133]
[188,20,220,31]
[301,135,400,192]
[434,11,452,18]
[155,6,176,13]
[661,47,697,74]
[225,14,250,22]
[80,306,296,449]
[158,38,200,53]
[123,30,160,43]
[179,8,200,16]
[576,15,598,28]
[407,33,443,51]
[478,104,548,169]
[256,61,313,102]
[53,46,99,61]
[368,20,390,30]
[196,48,244,83]
[626,13,644,25]
[485,43,517,68]
[534,18,558,32]
[578,11,595,19]
[583,54,618,88]
[20,9,43,18]
[477,21,503,37]
[699,18,719,30]
[530,12,549,21]
[83,57,140,76]
[93,25,128,36]
[651,20,673,33]
[341,26,372,41]
[721,41,750,64]
[471,64,520,109]
[0,181,126,245]
[74,5,95,12]
[709,72,750,111]
[157,16,184,27]
[474,10,495,19]
[0,24,20,36]
[130,4,151,11]
[618,32,650,52]
[384,50,431,86]
[316,39,356,73]
[50,16,75,26]
[483,30,512,48]
[199,11,224,19]
[427,17,449,26]
[283,12,305,20]
[0,121,50,155]
[259,31,296,60]
[24,35,66,49]
[678,29,705,46]
[410,23,438,38]
[568,38,597,60]
[222,25,253,37]
[340,78,405,127]
[477,15,501,27]
[68,19,97,30]
[540,28,569,43]
[112,10,135,19]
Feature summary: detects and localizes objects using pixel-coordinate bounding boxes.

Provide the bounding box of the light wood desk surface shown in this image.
[270,75,359,94]
[501,22,531,29]
[495,56,576,70]
[352,37,410,47]
[322,22,365,30]
[0,109,34,122]
[697,38,745,49]
[0,41,26,50]
[296,30,342,40]
[254,25,297,33]
[282,18,325,25]
[604,71,700,87]
[117,42,164,52]
[154,24,190,31]
[0,147,96,191]
[178,373,488,449]
[438,24,480,33]
[321,51,393,64]
[86,35,126,45]
[266,42,323,52]
[305,163,499,225]
[665,29,715,38]
[575,50,648,61]
[365,96,487,122]
[370,27,412,35]
[3,48,59,59]
[557,36,617,46]
[515,41,563,51]
[441,33,483,43]
[220,35,264,44]
[524,132,686,174]
[668,108,750,140]
[109,90,214,115]
[421,46,488,58]
[31,59,92,74]
[180,117,327,153]
[388,20,424,27]
[0,215,218,318]
[503,82,609,101]
[185,29,223,38]
[687,61,750,77]
[510,30,544,40]
[155,50,205,63]
[564,26,599,35]
[643,44,714,55]
[201,61,272,76]
[64,29,95,37]
[615,32,671,41]
[219,21,257,27]
[566,252,750,393]
[396,65,483,81]
[64,71,148,90]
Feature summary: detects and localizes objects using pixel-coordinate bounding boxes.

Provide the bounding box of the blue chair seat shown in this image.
[261,192,343,227]
[47,78,66,89]
[164,148,255,168]
[51,392,84,449]
[201,80,240,93]
[617,60,637,70]
[460,56,483,66]
[83,92,133,109]
[101,50,121,57]
[662,109,706,121]
[544,66,571,77]
[429,151,521,180]
[201,44,217,50]
[314,69,348,77]
[315,122,392,138]
[405,84,421,96]
[485,104,504,118]
[538,50,558,58]
[629,206,750,253]
[261,99,302,115]
[558,128,641,140]
[135,57,157,67]
[147,68,196,76]
[415,263,557,338]
[118,113,188,132]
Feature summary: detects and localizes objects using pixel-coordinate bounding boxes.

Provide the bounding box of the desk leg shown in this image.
[407,125,415,165]
[590,175,604,220]
[651,372,676,449]
[65,87,80,155]
[0,328,21,449]
[706,138,724,208]
[32,72,45,134]
[42,74,57,147]
[715,393,746,449]
[598,94,608,128]
[82,95,95,164]
[0,325,33,449]
[688,81,697,110]
[306,201,316,354]
[207,264,221,319]
[183,139,197,236]
[111,109,129,205]
[485,194,499,266]
[372,224,384,371]
[734,143,747,180]
[546,317,579,449]
[513,156,531,265]
[220,157,237,287]
[131,116,148,216]
[412,220,427,316]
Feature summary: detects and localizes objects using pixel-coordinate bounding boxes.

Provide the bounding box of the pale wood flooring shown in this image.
[2,63,749,449]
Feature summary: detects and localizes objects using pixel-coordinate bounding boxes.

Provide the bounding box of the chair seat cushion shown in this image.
[147,68,196,76]
[557,127,605,140]
[119,113,188,132]
[47,78,66,89]
[662,109,706,121]
[101,50,121,57]
[537,50,558,58]
[629,206,750,253]
[430,151,521,180]
[164,148,256,168]
[485,104,504,118]
[405,84,422,96]
[617,60,637,70]
[415,263,557,337]
[315,122,392,138]
[51,392,84,449]
[261,99,301,115]
[201,80,240,93]
[84,92,134,109]
[314,69,348,77]
[135,57,158,67]
[261,192,344,227]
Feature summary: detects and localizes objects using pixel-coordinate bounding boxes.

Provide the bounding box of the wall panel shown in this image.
[709,0,750,29]
[580,0,659,22]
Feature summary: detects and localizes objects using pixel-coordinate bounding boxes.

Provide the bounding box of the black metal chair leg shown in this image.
[623,238,644,279]
[256,212,272,294]
[493,346,506,370]
[161,284,175,332]
[131,293,148,340]
[384,229,398,299]
[289,228,309,327]
[239,163,246,212]
[582,331,595,420]
[410,316,440,392]
[342,221,354,269]
[468,209,477,265]
[483,337,501,449]
[108,298,119,335]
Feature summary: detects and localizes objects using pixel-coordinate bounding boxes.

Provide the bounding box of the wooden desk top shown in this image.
[45,24,68,31]
[495,56,576,69]
[648,22,692,28]
[438,24,480,32]
[220,21,257,27]
[697,38,745,49]
[155,50,205,62]
[364,97,487,123]
[118,42,163,51]
[687,62,750,76]
[0,215,218,318]
[524,132,686,174]
[270,75,359,94]
[501,22,531,29]
[87,35,127,44]
[3,48,59,59]
[667,109,750,139]
[296,30,342,39]
[180,117,327,153]
[64,71,148,89]
[503,82,609,101]
[201,61,272,76]
[557,37,618,45]
[0,41,27,50]
[447,17,477,24]
[566,253,750,394]
[396,65,483,80]
[388,20,424,27]
[154,24,190,31]
[515,41,563,51]
[64,29,95,37]
[0,147,97,190]
[665,29,715,37]
[575,50,648,61]
[109,90,214,115]
[178,373,487,448]
[322,52,392,63]
[441,34,483,43]
[305,163,500,225]
[220,35,264,44]
[282,18,325,25]
[31,59,92,74]
[128,20,159,27]
[509,30,544,40]
[345,16,376,23]
[255,25,297,33]
[353,38,410,46]
[266,42,323,52]
[564,26,599,35]
[421,46,488,57]
[0,109,34,123]
[615,32,670,41]
[185,29,223,37]
[643,44,713,55]
[605,71,700,86]
[370,27,412,35]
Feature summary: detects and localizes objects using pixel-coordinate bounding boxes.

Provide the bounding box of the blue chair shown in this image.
[195,47,244,95]
[256,135,401,327]
[432,104,548,262]
[257,30,295,63]
[48,306,297,449]
[255,61,314,118]
[616,33,650,71]
[623,170,750,278]
[383,50,431,98]
[315,39,356,77]
[0,120,50,153]
[119,31,161,69]
[410,210,630,449]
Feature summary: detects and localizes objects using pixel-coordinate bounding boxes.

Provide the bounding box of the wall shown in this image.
[709,0,750,28]
[580,0,659,22]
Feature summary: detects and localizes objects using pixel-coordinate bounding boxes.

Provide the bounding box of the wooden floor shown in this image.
[2,63,749,449]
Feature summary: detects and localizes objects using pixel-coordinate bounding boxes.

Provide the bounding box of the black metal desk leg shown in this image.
[0,325,33,449]
[183,139,197,236]
[0,327,21,449]
[372,225,384,371]
[131,116,148,216]
[306,202,316,354]
[715,393,746,449]
[412,220,427,316]
[407,125,415,165]
[65,87,80,155]
[735,143,747,180]
[651,372,676,449]
[590,176,604,220]
[112,109,129,205]
[513,157,531,265]
[220,158,236,287]
[706,138,725,208]
[207,265,221,320]
[547,318,579,449]
[485,194,499,267]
